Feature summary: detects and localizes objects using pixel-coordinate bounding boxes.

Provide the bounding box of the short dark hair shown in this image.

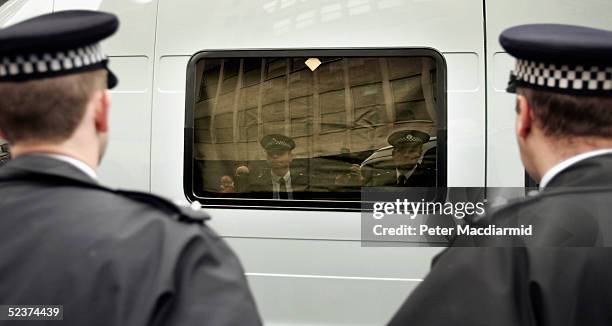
[0,70,106,144]
[519,87,612,138]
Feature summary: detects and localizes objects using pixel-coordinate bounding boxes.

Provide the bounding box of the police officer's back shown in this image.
[0,11,261,325]
[389,25,612,325]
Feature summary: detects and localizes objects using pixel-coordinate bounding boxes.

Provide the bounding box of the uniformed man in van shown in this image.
[0,11,261,325]
[366,130,435,187]
[251,134,308,199]
[389,25,612,325]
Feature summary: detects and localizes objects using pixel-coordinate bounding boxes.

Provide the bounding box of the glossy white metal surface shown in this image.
[54,0,157,191]
[0,0,52,27]
[55,0,158,56]
[148,1,485,324]
[228,238,440,325]
[151,0,486,199]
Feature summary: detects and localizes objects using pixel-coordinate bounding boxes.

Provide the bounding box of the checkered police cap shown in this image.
[388,130,430,147]
[512,60,611,93]
[0,10,119,88]
[501,24,612,96]
[260,134,296,152]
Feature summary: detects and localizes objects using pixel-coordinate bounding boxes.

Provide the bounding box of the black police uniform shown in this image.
[0,11,261,326]
[0,156,261,326]
[250,169,309,193]
[366,167,434,187]
[366,130,435,187]
[389,24,612,325]
[250,134,309,197]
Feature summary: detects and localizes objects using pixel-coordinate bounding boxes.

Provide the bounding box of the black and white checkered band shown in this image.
[270,138,290,147]
[397,135,424,145]
[0,43,107,80]
[511,59,612,93]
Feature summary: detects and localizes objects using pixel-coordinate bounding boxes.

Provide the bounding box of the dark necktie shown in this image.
[397,175,408,186]
[278,178,288,199]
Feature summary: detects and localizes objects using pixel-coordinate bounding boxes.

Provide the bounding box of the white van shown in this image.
[1,1,611,324]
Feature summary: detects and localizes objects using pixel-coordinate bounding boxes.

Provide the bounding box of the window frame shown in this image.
[184,48,448,211]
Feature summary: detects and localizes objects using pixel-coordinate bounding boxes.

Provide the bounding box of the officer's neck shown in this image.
[10,140,99,172]
[271,167,289,178]
[528,135,612,182]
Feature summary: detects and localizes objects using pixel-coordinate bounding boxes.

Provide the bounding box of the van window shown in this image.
[185,49,446,210]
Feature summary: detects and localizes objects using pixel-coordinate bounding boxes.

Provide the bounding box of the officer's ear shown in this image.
[516,94,533,139]
[94,89,111,133]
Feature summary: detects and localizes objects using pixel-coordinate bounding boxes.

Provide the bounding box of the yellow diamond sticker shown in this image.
[305,58,322,71]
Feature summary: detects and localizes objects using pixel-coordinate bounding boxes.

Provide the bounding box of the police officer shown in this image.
[0,11,261,325]
[366,130,435,187]
[250,134,308,199]
[389,25,612,325]
[0,139,9,166]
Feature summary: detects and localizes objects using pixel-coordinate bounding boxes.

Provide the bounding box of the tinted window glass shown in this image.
[186,50,446,209]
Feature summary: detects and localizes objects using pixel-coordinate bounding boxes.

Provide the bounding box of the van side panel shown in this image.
[151,1,485,325]
[0,0,52,27]
[152,0,486,201]
[54,0,158,192]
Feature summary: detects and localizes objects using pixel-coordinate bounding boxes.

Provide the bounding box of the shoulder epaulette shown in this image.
[115,190,211,224]
[0,168,210,225]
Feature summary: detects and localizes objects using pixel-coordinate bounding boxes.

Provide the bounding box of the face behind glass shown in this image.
[392,145,422,170]
[220,175,234,189]
[266,150,293,173]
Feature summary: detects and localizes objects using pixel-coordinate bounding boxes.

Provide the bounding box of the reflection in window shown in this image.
[220,59,240,94]
[317,59,344,92]
[190,55,442,202]
[0,140,10,167]
[392,75,427,122]
[348,58,381,86]
[266,59,286,80]
[194,116,211,143]
[214,112,233,143]
[238,108,258,142]
[352,83,386,127]
[290,96,313,137]
[243,58,262,87]
[198,59,220,101]
[320,89,346,133]
[262,101,285,135]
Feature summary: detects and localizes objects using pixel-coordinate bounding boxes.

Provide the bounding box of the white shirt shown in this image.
[45,154,98,180]
[539,148,612,190]
[396,165,418,184]
[271,170,292,199]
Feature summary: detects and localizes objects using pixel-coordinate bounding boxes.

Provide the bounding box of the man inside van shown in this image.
[389,25,612,325]
[366,129,435,187]
[0,11,261,325]
[251,134,308,199]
